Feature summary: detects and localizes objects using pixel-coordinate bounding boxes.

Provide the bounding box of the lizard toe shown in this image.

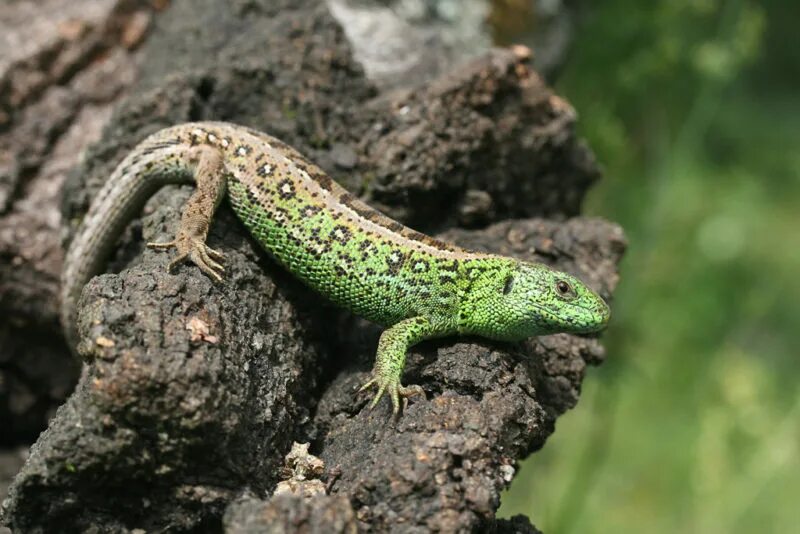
[167,251,190,272]
[205,245,226,262]
[395,384,425,415]
[189,246,224,282]
[359,372,424,416]
[147,239,177,250]
[196,244,225,276]
[358,378,376,393]
[368,384,387,410]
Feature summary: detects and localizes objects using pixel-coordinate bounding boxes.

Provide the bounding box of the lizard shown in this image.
[61,122,611,414]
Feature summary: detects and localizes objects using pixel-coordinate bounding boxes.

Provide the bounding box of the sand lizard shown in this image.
[61,122,610,414]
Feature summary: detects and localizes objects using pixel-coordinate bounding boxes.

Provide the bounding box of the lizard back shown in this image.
[177,123,505,327]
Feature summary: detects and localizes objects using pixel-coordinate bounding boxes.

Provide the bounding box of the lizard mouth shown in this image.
[531,301,608,333]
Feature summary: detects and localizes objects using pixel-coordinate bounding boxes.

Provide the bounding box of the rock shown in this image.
[225,493,358,534]
[1,0,623,531]
[0,0,159,449]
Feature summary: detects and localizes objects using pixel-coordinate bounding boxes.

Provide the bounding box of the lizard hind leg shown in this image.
[147,145,228,282]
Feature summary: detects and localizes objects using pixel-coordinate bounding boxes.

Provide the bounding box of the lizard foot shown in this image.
[359,374,425,416]
[147,235,226,282]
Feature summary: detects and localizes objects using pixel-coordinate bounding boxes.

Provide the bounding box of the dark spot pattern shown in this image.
[272,207,291,225]
[386,249,406,274]
[337,191,460,252]
[189,130,205,145]
[257,163,274,178]
[245,185,260,207]
[277,179,296,199]
[412,259,429,273]
[313,172,333,191]
[301,205,321,218]
[330,225,352,245]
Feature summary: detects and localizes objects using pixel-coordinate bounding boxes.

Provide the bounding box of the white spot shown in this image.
[499,464,515,482]
[398,105,410,116]
[274,211,286,223]
[208,133,217,142]
[261,164,273,175]
[281,183,293,194]
[221,138,230,147]
[237,146,248,156]
[389,252,402,264]
[192,128,205,137]
[414,261,427,272]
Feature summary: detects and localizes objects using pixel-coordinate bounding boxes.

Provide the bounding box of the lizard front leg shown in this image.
[147,145,227,281]
[359,316,439,415]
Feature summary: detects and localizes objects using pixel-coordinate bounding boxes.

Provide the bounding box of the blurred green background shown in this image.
[496,0,800,532]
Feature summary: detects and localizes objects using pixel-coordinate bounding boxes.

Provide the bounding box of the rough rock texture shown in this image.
[224,493,543,534]
[310,217,623,532]
[225,493,359,534]
[0,0,164,447]
[327,0,492,89]
[1,0,624,532]
[328,0,575,88]
[0,449,26,505]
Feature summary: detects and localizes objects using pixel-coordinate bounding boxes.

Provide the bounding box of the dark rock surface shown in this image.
[0,0,162,448]
[0,0,624,532]
[225,493,358,534]
[311,217,622,532]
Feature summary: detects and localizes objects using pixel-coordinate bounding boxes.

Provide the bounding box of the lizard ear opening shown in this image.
[503,275,514,295]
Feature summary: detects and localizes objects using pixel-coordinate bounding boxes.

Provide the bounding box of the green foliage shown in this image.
[498,0,800,532]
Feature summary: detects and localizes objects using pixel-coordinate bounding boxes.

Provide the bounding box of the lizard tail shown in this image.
[60,132,195,353]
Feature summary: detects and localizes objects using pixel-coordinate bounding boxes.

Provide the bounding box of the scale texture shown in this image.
[61,122,610,412]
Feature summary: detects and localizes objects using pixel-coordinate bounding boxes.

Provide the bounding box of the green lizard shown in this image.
[61,122,610,414]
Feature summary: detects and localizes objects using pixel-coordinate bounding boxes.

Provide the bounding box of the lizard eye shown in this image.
[503,275,514,295]
[555,280,574,297]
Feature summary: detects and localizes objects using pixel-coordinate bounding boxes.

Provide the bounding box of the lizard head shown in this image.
[463,260,611,341]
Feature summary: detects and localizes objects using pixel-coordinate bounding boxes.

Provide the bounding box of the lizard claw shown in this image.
[359,374,425,416]
[147,236,226,282]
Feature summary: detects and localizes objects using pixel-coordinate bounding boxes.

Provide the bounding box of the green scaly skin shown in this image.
[61,122,611,414]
